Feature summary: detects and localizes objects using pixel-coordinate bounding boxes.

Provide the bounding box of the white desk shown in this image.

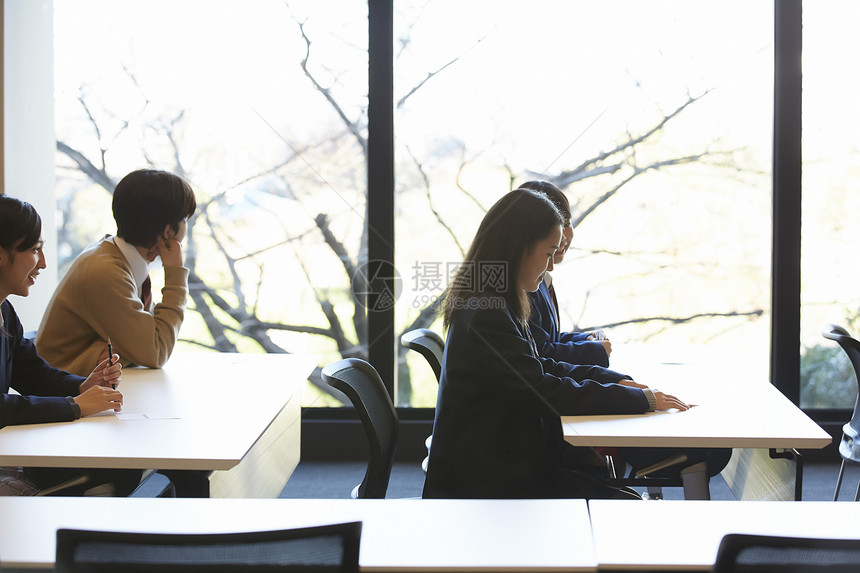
[561,348,830,450]
[0,497,596,572]
[0,353,316,497]
[589,499,860,571]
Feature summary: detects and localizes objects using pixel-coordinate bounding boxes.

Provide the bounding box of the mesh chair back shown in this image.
[56,521,362,573]
[713,533,860,573]
[400,328,444,381]
[321,358,399,498]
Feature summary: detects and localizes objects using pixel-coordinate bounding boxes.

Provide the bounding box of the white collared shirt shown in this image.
[111,236,150,298]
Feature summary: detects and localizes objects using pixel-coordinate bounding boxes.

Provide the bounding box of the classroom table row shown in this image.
[1,496,859,571]
[0,347,832,500]
[0,353,318,498]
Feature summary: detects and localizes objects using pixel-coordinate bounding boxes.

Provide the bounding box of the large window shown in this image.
[394,0,774,405]
[54,0,368,407]
[800,1,860,409]
[52,1,827,414]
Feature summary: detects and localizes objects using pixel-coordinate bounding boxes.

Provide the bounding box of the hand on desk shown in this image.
[618,379,691,411]
[652,391,690,411]
[74,385,123,417]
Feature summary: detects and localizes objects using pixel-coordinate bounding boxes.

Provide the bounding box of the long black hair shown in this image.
[443,189,562,329]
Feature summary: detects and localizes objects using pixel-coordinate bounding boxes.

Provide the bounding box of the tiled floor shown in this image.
[280,459,860,501]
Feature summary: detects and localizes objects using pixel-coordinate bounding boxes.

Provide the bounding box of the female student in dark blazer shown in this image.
[0,195,134,495]
[422,189,689,499]
[519,180,611,367]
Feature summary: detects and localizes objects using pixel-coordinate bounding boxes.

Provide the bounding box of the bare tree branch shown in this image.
[405,144,465,256]
[590,309,763,331]
[293,16,367,155]
[571,152,707,227]
[56,141,115,192]
[396,34,487,109]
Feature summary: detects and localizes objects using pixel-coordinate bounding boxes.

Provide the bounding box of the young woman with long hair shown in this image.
[423,189,688,499]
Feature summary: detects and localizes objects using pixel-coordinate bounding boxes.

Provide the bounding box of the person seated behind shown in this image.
[422,189,690,500]
[37,169,196,376]
[519,180,612,367]
[0,196,135,496]
[517,181,731,486]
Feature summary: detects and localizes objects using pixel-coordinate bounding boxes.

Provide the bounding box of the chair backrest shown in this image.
[55,521,362,573]
[400,328,444,381]
[713,533,860,572]
[822,324,860,431]
[321,358,399,499]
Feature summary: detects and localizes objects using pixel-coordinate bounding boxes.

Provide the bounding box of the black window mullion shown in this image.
[367,0,396,396]
[771,0,803,404]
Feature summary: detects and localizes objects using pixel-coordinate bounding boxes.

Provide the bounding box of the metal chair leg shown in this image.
[605,455,618,480]
[646,485,664,500]
[833,459,847,501]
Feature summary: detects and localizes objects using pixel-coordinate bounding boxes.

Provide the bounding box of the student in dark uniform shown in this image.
[422,189,690,499]
[519,180,611,367]
[0,195,137,496]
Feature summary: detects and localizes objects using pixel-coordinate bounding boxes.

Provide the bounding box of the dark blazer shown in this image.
[1,301,83,428]
[528,280,609,367]
[423,297,649,499]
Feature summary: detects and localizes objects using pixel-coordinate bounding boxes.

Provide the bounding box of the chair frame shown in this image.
[400,328,444,381]
[822,324,860,501]
[55,521,362,573]
[321,358,399,499]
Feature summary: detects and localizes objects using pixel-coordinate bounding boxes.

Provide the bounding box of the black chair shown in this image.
[400,328,444,474]
[712,533,860,572]
[400,328,444,381]
[822,324,860,501]
[321,358,399,499]
[55,521,362,573]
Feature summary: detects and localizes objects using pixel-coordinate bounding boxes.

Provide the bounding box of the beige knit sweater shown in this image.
[36,237,188,376]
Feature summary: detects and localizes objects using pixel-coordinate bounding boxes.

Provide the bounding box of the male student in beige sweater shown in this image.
[37,169,196,376]
[36,169,207,496]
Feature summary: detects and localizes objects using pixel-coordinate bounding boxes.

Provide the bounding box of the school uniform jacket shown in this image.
[422,297,650,499]
[528,280,609,367]
[1,301,84,428]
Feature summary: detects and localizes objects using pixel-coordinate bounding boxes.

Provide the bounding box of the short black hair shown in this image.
[112,169,197,247]
[0,195,42,251]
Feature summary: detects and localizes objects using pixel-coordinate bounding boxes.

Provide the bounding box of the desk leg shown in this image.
[209,394,301,498]
[770,448,803,501]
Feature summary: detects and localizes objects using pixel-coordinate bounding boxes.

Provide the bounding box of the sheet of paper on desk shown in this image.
[117,413,181,421]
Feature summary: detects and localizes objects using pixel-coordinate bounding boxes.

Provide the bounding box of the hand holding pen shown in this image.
[108,338,115,389]
[83,338,122,390]
[78,345,123,412]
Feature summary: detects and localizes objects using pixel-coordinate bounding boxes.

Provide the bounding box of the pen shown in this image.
[107,338,115,389]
